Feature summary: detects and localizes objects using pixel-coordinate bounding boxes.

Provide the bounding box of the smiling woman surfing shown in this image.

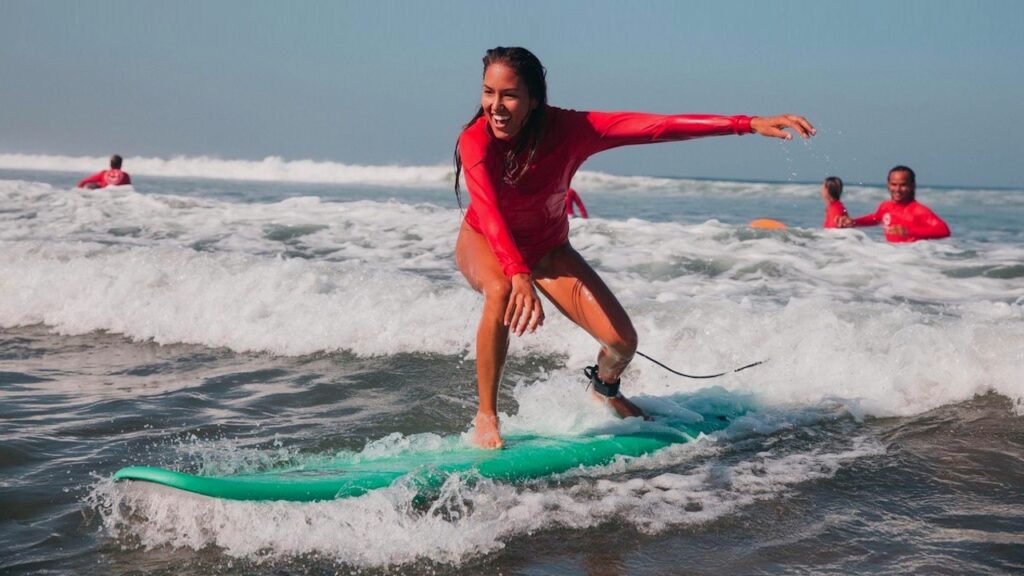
[454,47,814,448]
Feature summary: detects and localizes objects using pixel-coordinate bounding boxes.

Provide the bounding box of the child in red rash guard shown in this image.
[822,176,848,228]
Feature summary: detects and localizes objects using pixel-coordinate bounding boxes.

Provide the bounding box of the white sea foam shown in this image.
[0,153,454,187]
[2,178,1023,418]
[90,365,880,566]
[93,425,883,567]
[0,152,727,191]
[0,152,719,193]
[4,153,1022,208]
[0,241,479,356]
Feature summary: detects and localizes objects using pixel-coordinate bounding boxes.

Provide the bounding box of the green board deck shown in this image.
[115,402,743,502]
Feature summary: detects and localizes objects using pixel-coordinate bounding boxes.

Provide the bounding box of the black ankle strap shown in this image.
[584,365,621,398]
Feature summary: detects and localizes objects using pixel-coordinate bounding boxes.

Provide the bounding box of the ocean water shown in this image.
[1,154,1022,575]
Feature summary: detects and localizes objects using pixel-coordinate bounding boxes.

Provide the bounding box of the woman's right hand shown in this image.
[750,115,815,140]
[504,273,544,336]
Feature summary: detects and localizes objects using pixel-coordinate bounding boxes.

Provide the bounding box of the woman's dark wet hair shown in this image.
[824,176,843,200]
[454,47,548,209]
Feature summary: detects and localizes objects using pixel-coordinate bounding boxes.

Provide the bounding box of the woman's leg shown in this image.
[455,222,512,448]
[532,244,646,419]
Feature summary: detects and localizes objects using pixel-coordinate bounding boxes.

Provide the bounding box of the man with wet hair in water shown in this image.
[837,165,949,242]
[77,154,132,189]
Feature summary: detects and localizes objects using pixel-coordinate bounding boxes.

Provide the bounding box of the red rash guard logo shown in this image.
[106,170,125,185]
[882,213,892,226]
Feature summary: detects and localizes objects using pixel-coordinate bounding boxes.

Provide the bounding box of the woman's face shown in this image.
[481,62,536,141]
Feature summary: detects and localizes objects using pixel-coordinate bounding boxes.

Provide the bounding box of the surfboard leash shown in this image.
[635,350,767,379]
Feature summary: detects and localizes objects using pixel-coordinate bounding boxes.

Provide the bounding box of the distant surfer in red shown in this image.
[565,187,588,218]
[821,176,848,228]
[77,154,132,189]
[453,47,815,448]
[838,166,950,242]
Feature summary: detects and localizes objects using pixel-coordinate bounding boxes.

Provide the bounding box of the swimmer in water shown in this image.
[822,176,848,228]
[77,154,132,189]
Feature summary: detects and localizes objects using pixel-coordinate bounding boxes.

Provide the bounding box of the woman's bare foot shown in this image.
[593,391,651,420]
[472,412,504,449]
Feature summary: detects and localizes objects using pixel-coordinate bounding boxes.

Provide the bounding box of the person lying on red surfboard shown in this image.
[77,154,132,189]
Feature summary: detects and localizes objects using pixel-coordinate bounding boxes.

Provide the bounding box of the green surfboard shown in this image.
[114,399,745,502]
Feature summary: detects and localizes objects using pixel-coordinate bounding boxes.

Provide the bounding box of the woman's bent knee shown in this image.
[483,277,513,306]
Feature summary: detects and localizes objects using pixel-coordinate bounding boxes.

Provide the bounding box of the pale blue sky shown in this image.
[2,0,1022,187]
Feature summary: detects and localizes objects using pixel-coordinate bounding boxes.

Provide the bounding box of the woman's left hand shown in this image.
[751,115,816,140]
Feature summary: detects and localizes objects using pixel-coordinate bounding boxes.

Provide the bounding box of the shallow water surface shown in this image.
[1,164,1022,574]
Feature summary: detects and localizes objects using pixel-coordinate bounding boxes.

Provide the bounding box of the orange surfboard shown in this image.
[748,218,787,230]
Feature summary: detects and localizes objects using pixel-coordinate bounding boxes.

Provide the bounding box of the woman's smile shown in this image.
[482,63,535,140]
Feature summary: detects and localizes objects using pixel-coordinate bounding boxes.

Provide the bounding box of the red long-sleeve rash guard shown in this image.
[823,201,848,228]
[459,106,753,277]
[852,200,950,242]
